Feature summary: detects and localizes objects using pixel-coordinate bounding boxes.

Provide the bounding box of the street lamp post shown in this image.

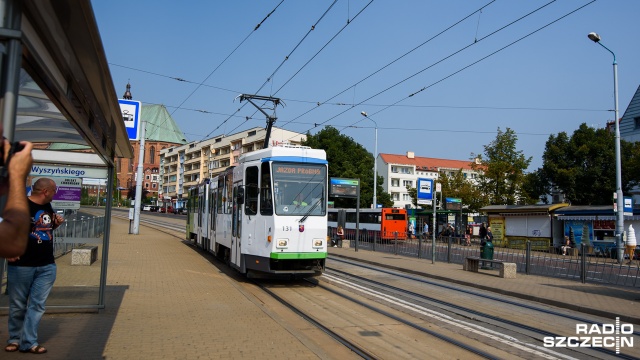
[588,32,624,263]
[361,111,377,209]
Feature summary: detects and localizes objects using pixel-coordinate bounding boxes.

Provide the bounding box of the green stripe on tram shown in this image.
[270,252,328,260]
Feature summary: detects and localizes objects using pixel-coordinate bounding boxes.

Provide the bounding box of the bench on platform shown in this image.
[464,256,516,279]
[71,245,98,266]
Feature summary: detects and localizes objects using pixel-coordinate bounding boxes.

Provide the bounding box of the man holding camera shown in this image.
[0,138,33,258]
[5,177,63,354]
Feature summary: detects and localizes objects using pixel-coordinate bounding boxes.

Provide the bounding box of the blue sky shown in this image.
[92,1,640,170]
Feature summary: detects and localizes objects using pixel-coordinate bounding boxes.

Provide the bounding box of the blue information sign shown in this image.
[118,99,142,141]
[417,178,433,204]
[624,197,633,216]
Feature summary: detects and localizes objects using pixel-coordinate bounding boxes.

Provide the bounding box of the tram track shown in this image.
[325,257,640,360]
[253,276,496,359]
[328,256,640,338]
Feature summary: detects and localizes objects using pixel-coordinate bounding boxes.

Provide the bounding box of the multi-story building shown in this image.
[160,126,305,208]
[378,152,481,208]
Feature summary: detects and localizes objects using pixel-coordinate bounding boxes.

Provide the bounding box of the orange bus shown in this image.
[328,208,408,240]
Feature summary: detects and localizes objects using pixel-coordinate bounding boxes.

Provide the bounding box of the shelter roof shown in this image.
[15,0,133,166]
[481,204,569,214]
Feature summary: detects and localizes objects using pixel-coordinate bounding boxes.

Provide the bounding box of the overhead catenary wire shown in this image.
[239,0,371,139]
[284,0,563,139]
[280,0,496,128]
[146,0,286,141]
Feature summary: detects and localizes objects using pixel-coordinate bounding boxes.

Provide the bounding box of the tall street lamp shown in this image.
[588,32,623,263]
[361,111,377,209]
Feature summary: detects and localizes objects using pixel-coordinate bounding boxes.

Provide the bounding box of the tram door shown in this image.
[231,182,243,270]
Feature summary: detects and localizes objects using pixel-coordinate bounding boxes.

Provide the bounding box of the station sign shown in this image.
[446,197,462,211]
[329,178,359,198]
[118,99,142,141]
[417,178,433,204]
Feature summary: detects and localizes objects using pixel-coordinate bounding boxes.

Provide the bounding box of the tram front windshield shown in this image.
[272,163,326,216]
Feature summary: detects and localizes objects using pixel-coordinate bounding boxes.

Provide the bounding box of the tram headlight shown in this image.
[276,239,288,249]
[313,239,323,248]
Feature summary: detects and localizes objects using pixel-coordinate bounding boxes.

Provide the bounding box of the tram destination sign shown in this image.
[330,177,359,198]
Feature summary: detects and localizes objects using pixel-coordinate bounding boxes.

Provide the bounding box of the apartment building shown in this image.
[378,151,481,209]
[159,126,305,208]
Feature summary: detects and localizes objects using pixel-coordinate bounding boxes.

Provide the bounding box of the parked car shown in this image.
[158,206,174,213]
[142,205,152,211]
[174,207,187,215]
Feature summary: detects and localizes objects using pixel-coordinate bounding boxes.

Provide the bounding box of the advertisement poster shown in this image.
[564,220,593,246]
[31,177,81,210]
[489,217,505,247]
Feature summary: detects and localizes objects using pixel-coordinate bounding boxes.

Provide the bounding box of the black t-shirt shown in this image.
[9,199,56,267]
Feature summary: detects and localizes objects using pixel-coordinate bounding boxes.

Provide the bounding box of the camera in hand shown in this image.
[0,141,25,180]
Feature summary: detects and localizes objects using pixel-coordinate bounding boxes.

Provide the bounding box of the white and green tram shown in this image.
[186,144,328,276]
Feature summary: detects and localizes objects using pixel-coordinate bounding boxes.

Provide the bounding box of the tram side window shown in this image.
[359,212,378,224]
[260,162,273,215]
[328,211,338,222]
[217,178,224,214]
[346,212,357,223]
[245,166,258,215]
[226,174,233,214]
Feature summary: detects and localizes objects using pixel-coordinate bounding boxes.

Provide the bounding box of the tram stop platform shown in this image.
[0,217,638,359]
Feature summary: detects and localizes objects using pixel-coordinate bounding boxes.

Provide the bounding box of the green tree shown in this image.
[438,170,488,212]
[302,126,392,208]
[541,123,639,205]
[471,127,532,205]
[520,170,549,204]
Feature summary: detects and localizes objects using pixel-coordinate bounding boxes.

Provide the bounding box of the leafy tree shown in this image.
[406,186,418,209]
[438,170,487,212]
[520,170,549,204]
[471,127,532,205]
[302,126,392,208]
[541,123,639,205]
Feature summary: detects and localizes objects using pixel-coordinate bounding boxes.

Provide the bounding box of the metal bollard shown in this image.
[580,243,587,283]
[394,232,398,255]
[373,231,377,252]
[525,241,531,275]
[417,232,422,259]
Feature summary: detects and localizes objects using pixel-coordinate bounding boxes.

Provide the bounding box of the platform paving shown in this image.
[1,217,638,359]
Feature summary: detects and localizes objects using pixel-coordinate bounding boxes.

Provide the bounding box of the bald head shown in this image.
[32,178,56,194]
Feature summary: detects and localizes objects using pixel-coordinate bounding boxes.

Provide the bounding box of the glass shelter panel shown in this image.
[1,166,109,308]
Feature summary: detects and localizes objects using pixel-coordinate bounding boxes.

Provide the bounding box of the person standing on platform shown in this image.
[423,222,429,240]
[561,236,572,256]
[479,223,487,241]
[336,226,344,248]
[486,227,493,242]
[5,178,64,354]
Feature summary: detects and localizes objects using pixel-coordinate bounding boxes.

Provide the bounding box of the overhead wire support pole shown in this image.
[237,94,284,149]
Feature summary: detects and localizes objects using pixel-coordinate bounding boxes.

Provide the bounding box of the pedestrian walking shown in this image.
[422,222,429,239]
[479,223,487,240]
